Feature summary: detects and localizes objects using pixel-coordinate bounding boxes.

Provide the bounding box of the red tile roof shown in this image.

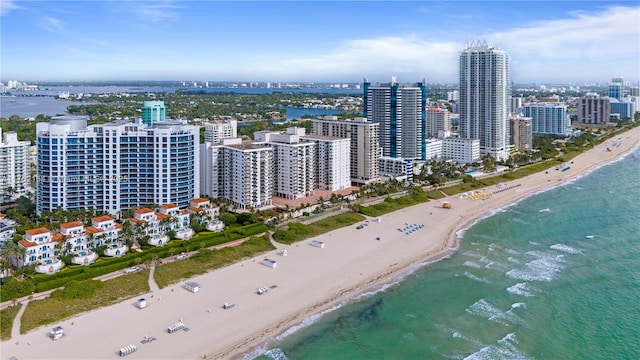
[92,215,113,223]
[156,212,170,220]
[25,227,50,236]
[134,208,154,215]
[60,221,83,229]
[159,204,178,209]
[18,239,37,248]
[85,226,103,235]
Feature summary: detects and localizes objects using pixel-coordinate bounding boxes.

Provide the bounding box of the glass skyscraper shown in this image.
[363,77,427,160]
[459,41,510,161]
[523,102,569,136]
[141,100,166,126]
[608,77,624,101]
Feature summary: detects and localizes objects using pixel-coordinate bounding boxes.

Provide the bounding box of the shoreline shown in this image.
[223,126,640,360]
[2,126,639,360]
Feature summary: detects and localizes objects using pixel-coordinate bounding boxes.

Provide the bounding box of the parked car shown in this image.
[125,266,141,274]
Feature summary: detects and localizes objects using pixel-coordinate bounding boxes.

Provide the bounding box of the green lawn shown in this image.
[154,235,275,288]
[0,305,21,340]
[272,211,366,244]
[20,271,149,334]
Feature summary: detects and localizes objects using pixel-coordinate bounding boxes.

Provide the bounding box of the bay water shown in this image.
[257,146,640,360]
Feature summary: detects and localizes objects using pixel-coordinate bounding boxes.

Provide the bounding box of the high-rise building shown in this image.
[36,116,199,216]
[609,98,637,120]
[608,77,624,101]
[141,101,166,126]
[425,107,451,138]
[577,94,610,125]
[219,140,274,209]
[254,128,316,200]
[0,129,30,201]
[200,138,275,209]
[459,41,510,161]
[510,96,524,115]
[364,77,427,160]
[203,118,237,143]
[522,102,569,135]
[446,90,459,102]
[301,135,351,191]
[312,116,380,185]
[510,115,533,151]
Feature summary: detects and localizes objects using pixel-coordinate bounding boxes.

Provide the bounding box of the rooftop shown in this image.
[25,227,51,236]
[60,221,84,229]
[92,215,114,223]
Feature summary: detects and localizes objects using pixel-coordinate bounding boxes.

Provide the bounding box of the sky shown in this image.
[1,1,639,84]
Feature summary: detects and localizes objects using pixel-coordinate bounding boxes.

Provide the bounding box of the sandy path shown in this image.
[2,126,638,360]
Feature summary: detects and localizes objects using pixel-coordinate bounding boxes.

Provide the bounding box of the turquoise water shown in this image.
[256,146,640,360]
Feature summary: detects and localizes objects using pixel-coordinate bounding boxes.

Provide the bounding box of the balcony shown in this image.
[105,243,129,257]
[72,250,98,265]
[175,228,194,240]
[148,234,169,247]
[35,258,64,274]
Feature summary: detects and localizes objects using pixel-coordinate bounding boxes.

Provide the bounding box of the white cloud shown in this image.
[0,0,22,16]
[123,0,182,22]
[249,5,640,83]
[41,17,65,33]
[490,5,640,82]
[257,36,463,82]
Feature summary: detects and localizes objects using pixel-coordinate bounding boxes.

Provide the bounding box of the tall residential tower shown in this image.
[0,129,30,201]
[459,41,510,161]
[364,77,427,160]
[141,101,166,126]
[36,116,199,216]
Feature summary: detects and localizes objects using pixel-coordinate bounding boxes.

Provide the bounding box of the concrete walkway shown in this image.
[148,265,160,293]
[11,301,28,340]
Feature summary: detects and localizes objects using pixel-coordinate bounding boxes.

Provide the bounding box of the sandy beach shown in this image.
[2,126,639,360]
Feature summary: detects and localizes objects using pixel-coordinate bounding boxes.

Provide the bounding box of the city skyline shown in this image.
[1,1,639,84]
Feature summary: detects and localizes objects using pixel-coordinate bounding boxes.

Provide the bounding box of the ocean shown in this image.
[255,146,640,360]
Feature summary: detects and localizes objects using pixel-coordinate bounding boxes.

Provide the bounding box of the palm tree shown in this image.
[0,240,26,269]
[64,241,73,257]
[121,221,135,248]
[86,233,95,249]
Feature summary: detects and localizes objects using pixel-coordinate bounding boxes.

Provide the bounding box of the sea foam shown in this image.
[550,243,583,254]
[465,299,524,326]
[506,282,539,297]
[506,251,565,282]
[463,332,531,360]
[262,348,289,360]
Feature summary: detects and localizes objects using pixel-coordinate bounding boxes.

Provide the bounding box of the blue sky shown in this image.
[1,1,639,84]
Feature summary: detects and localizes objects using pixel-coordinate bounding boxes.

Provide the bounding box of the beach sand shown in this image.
[2,126,639,360]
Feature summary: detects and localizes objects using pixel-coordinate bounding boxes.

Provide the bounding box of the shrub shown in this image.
[50,279,104,300]
[0,278,34,302]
